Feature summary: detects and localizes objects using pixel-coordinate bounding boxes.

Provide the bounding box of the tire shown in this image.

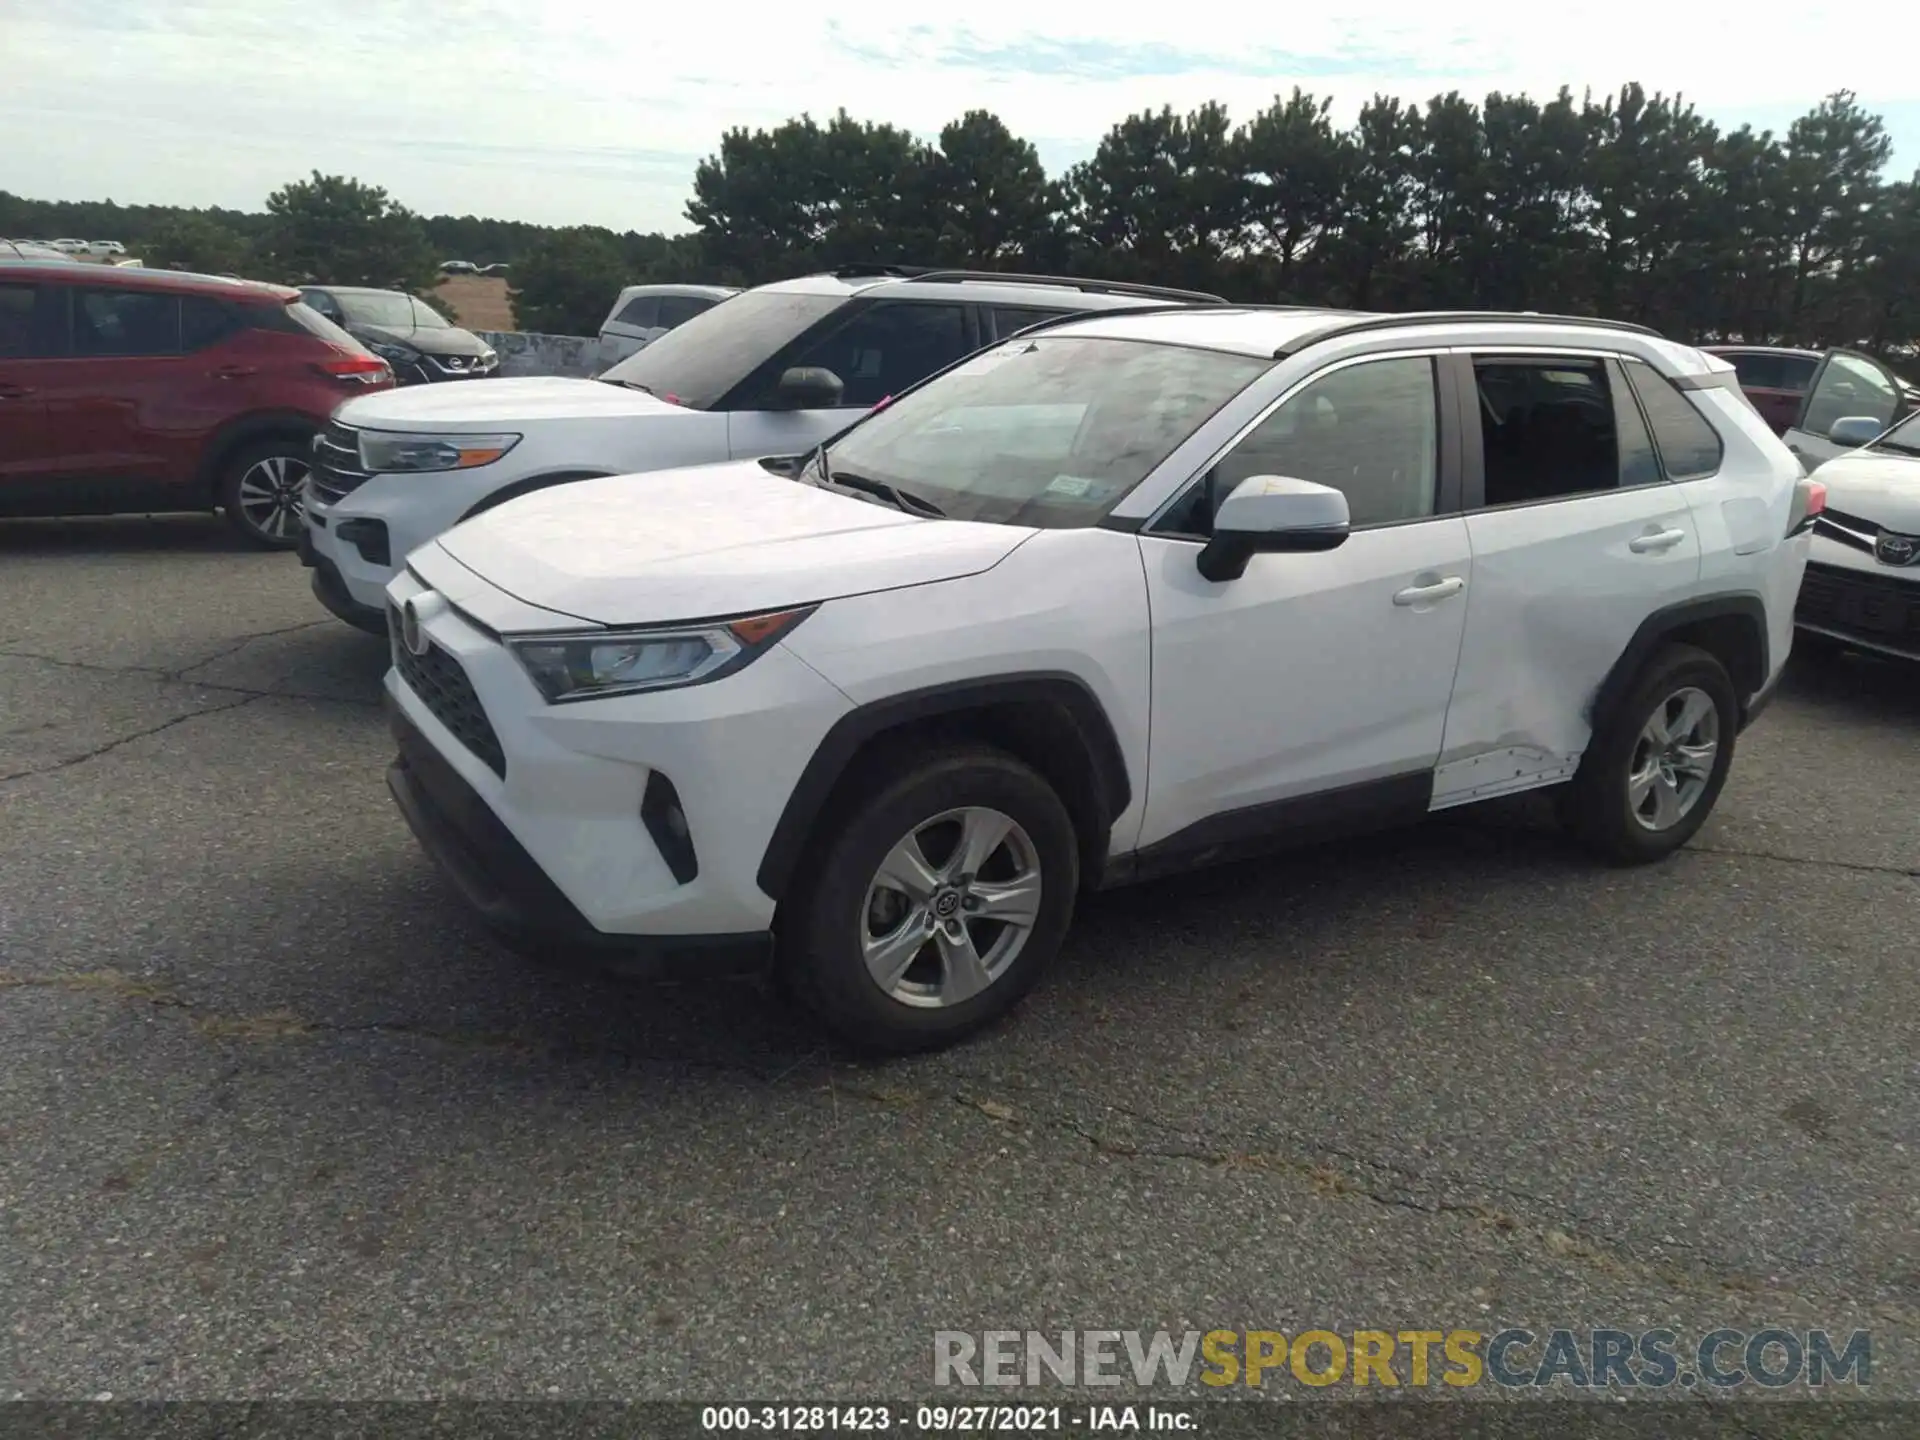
[219,437,313,550]
[1559,642,1738,865]
[779,745,1080,1055]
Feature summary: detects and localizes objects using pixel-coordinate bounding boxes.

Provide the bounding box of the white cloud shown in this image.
[1,0,1913,233]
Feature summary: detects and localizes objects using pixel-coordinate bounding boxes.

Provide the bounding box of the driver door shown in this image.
[1134,351,1472,858]
[1784,350,1911,470]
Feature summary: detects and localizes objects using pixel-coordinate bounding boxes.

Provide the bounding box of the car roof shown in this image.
[0,259,298,301]
[758,268,1224,311]
[613,283,740,302]
[1035,305,1724,375]
[1701,344,1822,360]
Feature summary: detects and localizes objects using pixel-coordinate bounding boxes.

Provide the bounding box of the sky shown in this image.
[3,1,1916,236]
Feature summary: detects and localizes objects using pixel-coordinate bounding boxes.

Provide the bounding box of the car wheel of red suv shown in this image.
[220,438,313,550]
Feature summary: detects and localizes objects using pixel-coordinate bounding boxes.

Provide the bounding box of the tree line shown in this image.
[4,82,1914,350]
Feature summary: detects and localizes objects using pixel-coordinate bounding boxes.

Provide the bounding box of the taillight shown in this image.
[1787,477,1826,535]
[316,356,391,385]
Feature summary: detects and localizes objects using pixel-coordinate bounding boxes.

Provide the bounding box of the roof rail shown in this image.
[847,267,1228,305]
[1278,309,1666,358]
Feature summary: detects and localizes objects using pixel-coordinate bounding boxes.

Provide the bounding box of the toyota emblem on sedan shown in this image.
[1876,531,1918,566]
[400,598,430,655]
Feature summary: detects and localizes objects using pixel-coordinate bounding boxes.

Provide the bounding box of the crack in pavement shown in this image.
[1687,843,1919,879]
[0,694,267,786]
[0,645,381,711]
[167,619,337,681]
[951,1090,1920,1326]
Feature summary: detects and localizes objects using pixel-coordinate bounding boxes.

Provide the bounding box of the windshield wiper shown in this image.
[826,468,945,518]
[1871,439,1920,457]
[600,377,653,393]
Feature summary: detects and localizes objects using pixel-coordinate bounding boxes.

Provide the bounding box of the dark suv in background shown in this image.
[298,286,498,385]
[0,261,393,547]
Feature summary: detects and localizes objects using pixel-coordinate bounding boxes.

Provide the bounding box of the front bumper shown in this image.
[386,699,770,975]
[390,354,501,386]
[297,525,386,634]
[1794,560,1920,661]
[381,566,855,944]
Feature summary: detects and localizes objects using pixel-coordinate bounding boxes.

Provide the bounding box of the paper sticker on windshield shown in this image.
[1044,474,1099,498]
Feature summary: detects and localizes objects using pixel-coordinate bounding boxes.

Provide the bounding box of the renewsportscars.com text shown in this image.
[933,1328,1872,1390]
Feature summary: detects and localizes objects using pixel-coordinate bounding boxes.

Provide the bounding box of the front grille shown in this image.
[309,421,373,504]
[1796,562,1920,650]
[389,607,507,777]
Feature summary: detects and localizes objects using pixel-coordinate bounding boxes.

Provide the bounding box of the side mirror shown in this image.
[1196,475,1350,583]
[1827,415,1885,448]
[774,366,845,410]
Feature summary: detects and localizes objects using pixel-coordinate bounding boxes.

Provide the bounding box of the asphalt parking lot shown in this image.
[2,514,1916,1401]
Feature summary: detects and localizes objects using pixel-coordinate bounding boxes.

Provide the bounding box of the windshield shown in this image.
[817,336,1271,527]
[599,290,843,409]
[337,291,447,330]
[1868,409,1920,458]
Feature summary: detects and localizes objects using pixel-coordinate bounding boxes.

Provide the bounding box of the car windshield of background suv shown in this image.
[811,335,1269,528]
[341,293,448,330]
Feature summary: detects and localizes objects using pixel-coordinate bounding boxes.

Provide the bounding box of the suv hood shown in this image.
[340,375,687,429]
[351,322,490,357]
[430,462,1030,625]
[1814,451,1920,530]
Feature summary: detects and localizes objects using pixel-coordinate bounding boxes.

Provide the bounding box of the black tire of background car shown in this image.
[218,437,313,551]
[1558,642,1739,865]
[779,744,1080,1054]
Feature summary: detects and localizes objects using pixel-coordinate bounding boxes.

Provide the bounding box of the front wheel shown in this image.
[1559,643,1738,865]
[219,438,313,550]
[780,746,1080,1054]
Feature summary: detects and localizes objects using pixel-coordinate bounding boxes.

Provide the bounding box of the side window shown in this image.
[1777,356,1818,391]
[1473,356,1623,506]
[0,283,37,358]
[656,295,712,329]
[991,306,1070,340]
[1208,356,1439,528]
[1622,358,1724,479]
[72,289,181,357]
[1799,353,1900,437]
[613,295,659,329]
[180,297,236,351]
[1606,359,1662,487]
[1729,353,1784,389]
[777,301,970,407]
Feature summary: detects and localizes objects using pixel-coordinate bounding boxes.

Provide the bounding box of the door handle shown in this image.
[213,366,258,379]
[1392,576,1465,606]
[1628,527,1688,553]
[0,384,35,399]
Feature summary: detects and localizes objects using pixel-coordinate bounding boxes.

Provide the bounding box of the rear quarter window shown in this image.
[1624,359,1724,479]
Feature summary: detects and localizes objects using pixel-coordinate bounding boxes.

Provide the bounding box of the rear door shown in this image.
[1434,350,1702,806]
[1784,349,1910,469]
[724,298,978,460]
[0,279,54,492]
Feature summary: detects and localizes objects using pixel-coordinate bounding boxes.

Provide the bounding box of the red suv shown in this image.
[0,262,393,547]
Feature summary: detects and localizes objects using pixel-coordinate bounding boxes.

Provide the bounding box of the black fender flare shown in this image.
[1588,593,1770,733]
[458,470,613,524]
[755,672,1134,903]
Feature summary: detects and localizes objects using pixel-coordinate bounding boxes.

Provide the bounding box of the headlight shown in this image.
[358,430,521,472]
[507,608,814,703]
[366,340,419,364]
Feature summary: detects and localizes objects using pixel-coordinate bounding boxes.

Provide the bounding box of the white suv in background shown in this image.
[381,306,1816,1053]
[597,283,739,363]
[299,268,1225,631]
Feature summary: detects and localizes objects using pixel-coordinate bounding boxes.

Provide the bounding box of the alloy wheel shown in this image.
[859,805,1043,1009]
[235,455,310,542]
[1627,685,1720,832]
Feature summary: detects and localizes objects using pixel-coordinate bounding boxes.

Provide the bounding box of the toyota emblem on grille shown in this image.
[400,599,430,656]
[1876,531,1918,566]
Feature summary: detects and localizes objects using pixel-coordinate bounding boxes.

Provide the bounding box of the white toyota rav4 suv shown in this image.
[381,306,1818,1053]
[299,268,1224,631]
